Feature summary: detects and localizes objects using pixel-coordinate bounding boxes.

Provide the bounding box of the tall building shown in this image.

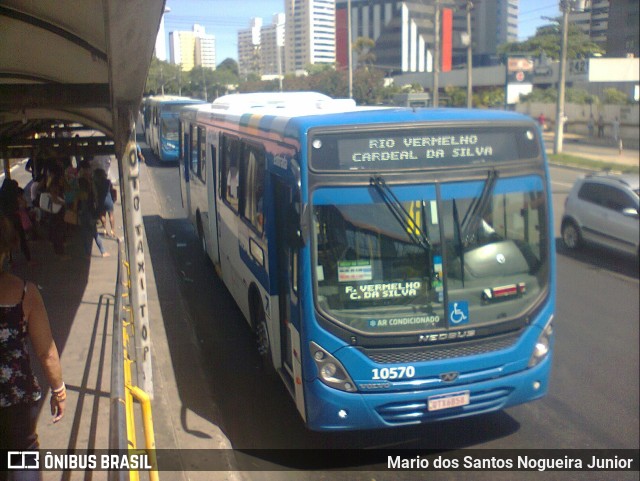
[468,0,518,65]
[155,7,170,61]
[569,0,638,58]
[285,0,336,74]
[569,0,609,50]
[238,18,264,78]
[194,25,216,69]
[335,1,518,73]
[238,15,286,79]
[261,14,286,77]
[169,24,216,71]
[606,0,639,57]
[336,0,461,73]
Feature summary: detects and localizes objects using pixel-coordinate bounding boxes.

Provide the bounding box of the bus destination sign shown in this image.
[310,127,540,171]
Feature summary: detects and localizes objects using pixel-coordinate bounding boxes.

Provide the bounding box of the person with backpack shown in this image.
[77,163,108,258]
[93,168,116,238]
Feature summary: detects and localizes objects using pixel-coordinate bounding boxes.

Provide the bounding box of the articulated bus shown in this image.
[178,92,555,431]
[144,96,204,162]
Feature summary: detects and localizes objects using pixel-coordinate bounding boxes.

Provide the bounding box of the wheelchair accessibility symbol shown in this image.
[449,301,469,325]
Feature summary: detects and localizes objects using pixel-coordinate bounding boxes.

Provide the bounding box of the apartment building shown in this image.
[335,0,519,74]
[238,18,264,78]
[238,14,286,79]
[169,24,216,71]
[606,0,639,57]
[568,0,638,58]
[469,0,518,65]
[569,0,609,49]
[285,0,336,74]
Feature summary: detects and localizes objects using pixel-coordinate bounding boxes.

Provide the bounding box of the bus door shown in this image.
[218,135,244,304]
[206,130,220,265]
[272,175,302,392]
[179,125,191,214]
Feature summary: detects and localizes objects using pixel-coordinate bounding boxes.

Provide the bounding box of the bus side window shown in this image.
[221,134,240,211]
[190,124,198,176]
[241,143,265,235]
[198,126,206,182]
[179,122,185,162]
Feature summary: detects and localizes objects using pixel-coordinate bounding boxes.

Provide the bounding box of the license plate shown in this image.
[428,391,470,411]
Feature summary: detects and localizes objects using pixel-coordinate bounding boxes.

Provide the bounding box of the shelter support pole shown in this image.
[117,104,154,398]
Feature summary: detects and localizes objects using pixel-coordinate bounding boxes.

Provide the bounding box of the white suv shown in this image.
[561,173,639,257]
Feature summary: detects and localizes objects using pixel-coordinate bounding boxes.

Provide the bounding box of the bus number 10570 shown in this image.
[372,366,416,380]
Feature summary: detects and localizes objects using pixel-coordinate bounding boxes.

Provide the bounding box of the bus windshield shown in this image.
[312,176,548,336]
[161,116,180,141]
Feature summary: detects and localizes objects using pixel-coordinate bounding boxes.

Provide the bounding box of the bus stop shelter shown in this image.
[0,0,165,163]
[0,0,165,418]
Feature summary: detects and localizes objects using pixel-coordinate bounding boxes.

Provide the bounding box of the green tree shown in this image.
[145,57,182,95]
[217,58,239,77]
[498,20,604,60]
[305,63,336,76]
[444,86,467,107]
[352,69,386,104]
[473,88,505,108]
[520,87,599,105]
[603,88,631,105]
[353,37,376,69]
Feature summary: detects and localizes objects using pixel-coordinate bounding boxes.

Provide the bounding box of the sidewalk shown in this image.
[9,162,237,481]
[542,131,639,170]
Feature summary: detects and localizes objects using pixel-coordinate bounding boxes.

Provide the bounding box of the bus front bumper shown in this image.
[304,354,551,431]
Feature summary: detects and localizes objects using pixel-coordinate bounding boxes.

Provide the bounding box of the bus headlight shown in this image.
[528,315,553,368]
[310,342,357,392]
[162,140,177,151]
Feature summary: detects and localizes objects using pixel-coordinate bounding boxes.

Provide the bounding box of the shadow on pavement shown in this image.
[555,238,639,280]
[10,226,116,453]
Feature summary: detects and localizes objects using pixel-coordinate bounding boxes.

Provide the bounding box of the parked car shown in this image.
[561,172,639,257]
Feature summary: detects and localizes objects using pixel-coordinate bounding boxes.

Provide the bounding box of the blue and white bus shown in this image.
[145,96,204,162]
[179,92,555,431]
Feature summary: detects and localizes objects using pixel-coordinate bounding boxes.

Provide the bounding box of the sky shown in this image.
[161,0,562,64]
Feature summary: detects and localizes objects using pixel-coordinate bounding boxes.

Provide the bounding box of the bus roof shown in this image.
[146,95,205,106]
[183,92,536,143]
[211,91,361,114]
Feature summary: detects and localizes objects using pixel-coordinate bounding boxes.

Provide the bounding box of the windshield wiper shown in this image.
[460,169,499,246]
[453,199,465,287]
[370,175,432,253]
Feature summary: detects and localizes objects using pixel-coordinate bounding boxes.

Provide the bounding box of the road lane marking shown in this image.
[551,180,574,188]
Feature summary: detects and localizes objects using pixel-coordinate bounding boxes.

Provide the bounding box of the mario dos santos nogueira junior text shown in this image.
[387,454,636,471]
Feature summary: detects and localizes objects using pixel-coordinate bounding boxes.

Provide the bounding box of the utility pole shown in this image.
[347,0,353,99]
[466,1,473,108]
[433,0,440,107]
[553,1,570,154]
[201,67,207,101]
[277,20,284,92]
[554,0,589,154]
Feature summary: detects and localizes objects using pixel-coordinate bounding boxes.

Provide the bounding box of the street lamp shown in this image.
[554,0,589,154]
